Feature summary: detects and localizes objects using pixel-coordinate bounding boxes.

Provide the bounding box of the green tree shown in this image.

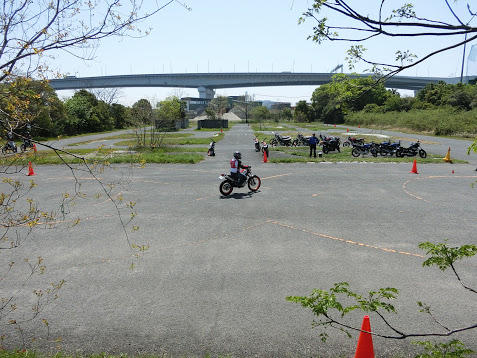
[131,99,154,147]
[111,103,131,129]
[293,100,314,122]
[311,74,390,123]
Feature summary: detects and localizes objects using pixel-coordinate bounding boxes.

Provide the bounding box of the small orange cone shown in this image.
[334,124,336,127]
[452,170,454,174]
[220,128,223,133]
[33,143,37,153]
[443,147,452,163]
[358,125,360,128]
[347,128,349,132]
[27,161,35,176]
[263,149,268,163]
[354,315,375,358]
[410,159,418,174]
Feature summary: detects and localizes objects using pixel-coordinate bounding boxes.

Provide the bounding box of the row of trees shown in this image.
[282,75,477,125]
[0,78,186,140]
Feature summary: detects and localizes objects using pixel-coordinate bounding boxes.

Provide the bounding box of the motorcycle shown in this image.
[319,134,341,154]
[351,142,378,157]
[20,137,34,153]
[342,136,364,147]
[378,140,401,157]
[270,132,292,147]
[219,166,261,196]
[292,133,311,146]
[207,141,215,156]
[2,141,17,154]
[395,141,427,158]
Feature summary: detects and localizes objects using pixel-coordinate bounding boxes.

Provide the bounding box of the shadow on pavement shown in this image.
[220,191,261,199]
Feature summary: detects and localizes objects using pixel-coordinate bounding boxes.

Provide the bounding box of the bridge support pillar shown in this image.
[198,86,215,99]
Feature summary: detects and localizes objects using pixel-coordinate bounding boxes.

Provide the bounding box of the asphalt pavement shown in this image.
[1,123,476,357]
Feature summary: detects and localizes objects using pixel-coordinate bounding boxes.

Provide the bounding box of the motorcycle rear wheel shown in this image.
[219,181,233,196]
[343,141,350,147]
[247,175,261,192]
[396,148,404,158]
[351,148,361,157]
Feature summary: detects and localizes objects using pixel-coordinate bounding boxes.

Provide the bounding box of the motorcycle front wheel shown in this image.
[322,146,329,154]
[419,149,427,158]
[395,148,404,158]
[219,180,234,196]
[247,175,261,192]
[343,141,350,147]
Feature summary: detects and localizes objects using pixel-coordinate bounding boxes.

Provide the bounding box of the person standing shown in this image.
[262,141,269,159]
[308,133,319,158]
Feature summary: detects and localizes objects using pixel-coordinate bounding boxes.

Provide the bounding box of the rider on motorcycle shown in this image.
[6,130,15,150]
[230,151,248,186]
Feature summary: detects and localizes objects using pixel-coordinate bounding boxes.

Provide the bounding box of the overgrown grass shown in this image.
[269,146,467,164]
[345,108,477,137]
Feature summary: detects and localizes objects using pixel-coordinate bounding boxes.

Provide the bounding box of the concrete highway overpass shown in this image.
[48,72,476,99]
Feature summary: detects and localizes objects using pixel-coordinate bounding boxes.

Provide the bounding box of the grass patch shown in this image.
[115,133,224,147]
[0,146,205,165]
[251,124,296,131]
[68,132,194,146]
[345,108,477,138]
[269,146,467,164]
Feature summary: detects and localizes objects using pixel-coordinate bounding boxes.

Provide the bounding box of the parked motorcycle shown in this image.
[270,132,292,147]
[207,141,215,156]
[342,136,364,147]
[219,166,261,196]
[2,141,17,154]
[395,141,427,158]
[351,143,378,157]
[292,133,310,147]
[319,134,341,154]
[378,140,401,157]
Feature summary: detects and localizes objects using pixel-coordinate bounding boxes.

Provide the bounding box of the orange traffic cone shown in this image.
[27,161,35,176]
[33,143,37,153]
[347,128,349,132]
[410,159,418,174]
[220,128,223,133]
[358,125,360,128]
[443,147,452,163]
[334,124,336,127]
[354,315,375,358]
[263,149,268,163]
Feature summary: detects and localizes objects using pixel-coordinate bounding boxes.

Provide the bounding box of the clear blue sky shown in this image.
[54,0,477,106]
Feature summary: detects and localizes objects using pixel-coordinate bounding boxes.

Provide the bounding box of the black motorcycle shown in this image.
[219,166,261,196]
[20,137,34,153]
[342,136,364,147]
[351,142,378,157]
[2,141,17,154]
[207,141,215,156]
[395,141,427,158]
[292,133,310,147]
[270,132,292,147]
[319,134,341,154]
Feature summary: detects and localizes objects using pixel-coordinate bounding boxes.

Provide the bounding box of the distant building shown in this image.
[182,97,211,112]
